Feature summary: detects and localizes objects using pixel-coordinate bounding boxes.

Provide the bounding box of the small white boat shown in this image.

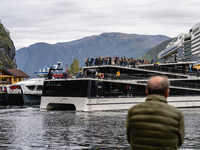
[6,62,67,106]
[6,78,45,105]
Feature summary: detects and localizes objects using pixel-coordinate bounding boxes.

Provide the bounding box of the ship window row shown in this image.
[184,50,191,53]
[183,52,191,56]
[193,58,200,63]
[191,46,200,52]
[184,51,191,55]
[177,55,183,59]
[184,54,192,57]
[191,37,200,44]
[190,53,200,60]
[191,42,200,48]
[183,46,191,50]
[178,52,184,56]
[183,43,191,47]
[193,34,200,40]
[193,27,199,34]
[177,49,183,53]
[160,46,178,57]
[191,38,199,45]
[194,30,200,37]
[192,50,200,55]
[191,36,200,43]
[183,40,191,44]
[191,55,200,62]
[177,51,183,54]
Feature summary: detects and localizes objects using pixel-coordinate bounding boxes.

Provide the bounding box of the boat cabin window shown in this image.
[94,81,146,98]
[27,85,35,91]
[42,81,64,96]
[65,80,88,97]
[42,80,88,97]
[36,85,43,91]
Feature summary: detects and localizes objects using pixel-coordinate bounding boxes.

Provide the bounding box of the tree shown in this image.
[68,58,82,75]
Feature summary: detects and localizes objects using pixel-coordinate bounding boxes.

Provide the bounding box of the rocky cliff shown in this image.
[0,21,17,69]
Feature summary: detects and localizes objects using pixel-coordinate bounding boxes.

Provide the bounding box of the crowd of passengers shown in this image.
[85,56,156,67]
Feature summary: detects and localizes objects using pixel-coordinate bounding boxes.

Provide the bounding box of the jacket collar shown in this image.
[146,94,168,103]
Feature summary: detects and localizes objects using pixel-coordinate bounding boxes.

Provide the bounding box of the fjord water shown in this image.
[0,107,199,150]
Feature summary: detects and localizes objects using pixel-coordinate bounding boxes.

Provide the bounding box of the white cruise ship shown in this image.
[158,22,200,64]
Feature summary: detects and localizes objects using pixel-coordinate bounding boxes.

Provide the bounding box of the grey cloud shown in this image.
[1,0,200,49]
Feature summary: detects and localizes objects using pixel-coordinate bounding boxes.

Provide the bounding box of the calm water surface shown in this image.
[0,106,199,150]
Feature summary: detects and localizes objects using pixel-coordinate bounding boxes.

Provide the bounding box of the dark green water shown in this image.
[0,107,199,149]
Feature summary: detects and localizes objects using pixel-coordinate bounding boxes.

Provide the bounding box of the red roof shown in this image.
[6,69,30,77]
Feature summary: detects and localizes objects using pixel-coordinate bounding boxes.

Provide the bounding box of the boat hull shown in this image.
[23,94,41,105]
[7,94,24,106]
[40,96,200,111]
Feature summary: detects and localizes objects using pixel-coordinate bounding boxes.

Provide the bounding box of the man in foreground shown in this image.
[127,76,185,150]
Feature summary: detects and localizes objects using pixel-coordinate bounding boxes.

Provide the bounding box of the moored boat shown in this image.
[6,62,70,106]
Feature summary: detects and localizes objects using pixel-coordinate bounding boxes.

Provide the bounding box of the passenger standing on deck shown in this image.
[100,56,103,65]
[98,56,101,66]
[85,58,88,66]
[114,56,117,65]
[104,56,107,65]
[95,57,98,66]
[108,56,111,65]
[90,56,94,66]
[127,76,185,150]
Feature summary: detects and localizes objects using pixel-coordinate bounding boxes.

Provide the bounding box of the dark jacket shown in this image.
[127,94,185,150]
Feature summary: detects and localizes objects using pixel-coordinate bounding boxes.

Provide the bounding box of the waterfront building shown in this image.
[0,67,29,91]
[158,22,200,64]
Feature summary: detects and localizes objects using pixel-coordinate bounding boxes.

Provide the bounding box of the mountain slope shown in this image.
[16,32,170,77]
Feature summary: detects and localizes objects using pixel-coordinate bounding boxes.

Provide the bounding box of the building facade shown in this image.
[0,67,29,91]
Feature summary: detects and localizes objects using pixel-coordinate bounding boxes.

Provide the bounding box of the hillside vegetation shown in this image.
[139,38,174,62]
[0,21,17,68]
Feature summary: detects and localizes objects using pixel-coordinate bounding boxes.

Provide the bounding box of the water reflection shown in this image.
[0,107,199,149]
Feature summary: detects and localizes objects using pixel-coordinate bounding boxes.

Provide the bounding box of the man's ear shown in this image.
[164,89,170,98]
[146,89,149,96]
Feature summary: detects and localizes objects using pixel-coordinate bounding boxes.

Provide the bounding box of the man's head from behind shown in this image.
[146,76,170,98]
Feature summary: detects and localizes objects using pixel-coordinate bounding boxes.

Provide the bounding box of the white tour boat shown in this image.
[40,62,200,111]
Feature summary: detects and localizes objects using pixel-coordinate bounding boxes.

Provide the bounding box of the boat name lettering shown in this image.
[56,98,68,101]
[96,100,108,103]
[61,98,68,100]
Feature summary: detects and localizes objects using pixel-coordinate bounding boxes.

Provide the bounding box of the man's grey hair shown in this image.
[146,76,170,95]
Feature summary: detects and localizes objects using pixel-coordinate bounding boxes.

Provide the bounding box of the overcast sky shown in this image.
[0,0,200,50]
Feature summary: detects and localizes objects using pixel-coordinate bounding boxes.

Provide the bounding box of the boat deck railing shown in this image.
[138,65,195,76]
[137,80,200,90]
[85,63,198,78]
[96,72,187,82]
[0,81,12,84]
[105,74,152,80]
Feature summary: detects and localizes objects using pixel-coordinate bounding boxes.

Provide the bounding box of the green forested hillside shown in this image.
[139,38,174,62]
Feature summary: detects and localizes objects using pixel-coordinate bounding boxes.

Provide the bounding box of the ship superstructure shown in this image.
[158,22,200,64]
